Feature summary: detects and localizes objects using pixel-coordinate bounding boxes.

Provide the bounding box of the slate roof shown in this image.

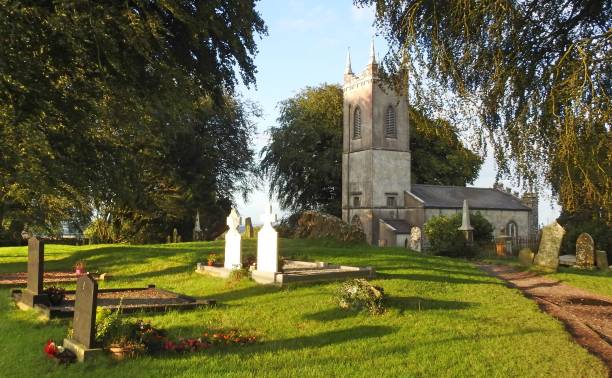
[409,184,531,211]
[380,219,411,234]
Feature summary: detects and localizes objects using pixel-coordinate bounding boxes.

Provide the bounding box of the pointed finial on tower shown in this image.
[369,37,376,65]
[345,47,353,75]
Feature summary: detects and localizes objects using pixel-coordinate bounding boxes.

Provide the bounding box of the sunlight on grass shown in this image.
[0,240,607,377]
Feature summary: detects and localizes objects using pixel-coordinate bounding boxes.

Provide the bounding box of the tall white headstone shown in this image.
[224,209,242,270]
[256,205,278,273]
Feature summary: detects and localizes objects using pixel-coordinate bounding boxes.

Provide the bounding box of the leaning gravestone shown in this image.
[575,232,595,268]
[224,209,242,270]
[595,250,609,271]
[21,237,48,307]
[409,227,422,252]
[63,274,102,361]
[244,217,254,238]
[518,248,535,267]
[533,222,565,271]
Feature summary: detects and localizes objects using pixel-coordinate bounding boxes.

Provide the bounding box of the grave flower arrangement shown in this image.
[43,340,76,364]
[74,260,86,275]
[337,279,385,315]
[207,253,218,266]
[94,306,257,360]
[44,286,66,306]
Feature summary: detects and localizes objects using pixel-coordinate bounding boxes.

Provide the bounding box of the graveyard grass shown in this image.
[0,240,608,377]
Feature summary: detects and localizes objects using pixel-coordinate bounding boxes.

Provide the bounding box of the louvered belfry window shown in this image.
[385,105,396,138]
[353,106,362,139]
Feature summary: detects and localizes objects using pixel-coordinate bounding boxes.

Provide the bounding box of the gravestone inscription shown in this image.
[575,232,595,268]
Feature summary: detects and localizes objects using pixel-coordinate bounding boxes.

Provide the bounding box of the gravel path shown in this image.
[478,264,612,372]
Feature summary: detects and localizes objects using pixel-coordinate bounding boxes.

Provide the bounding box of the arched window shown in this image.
[384,105,396,138]
[506,221,518,240]
[353,107,362,139]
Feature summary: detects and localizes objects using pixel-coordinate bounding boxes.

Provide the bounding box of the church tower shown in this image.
[341,41,411,244]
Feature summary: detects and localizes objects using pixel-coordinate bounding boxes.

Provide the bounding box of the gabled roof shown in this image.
[409,184,531,211]
[380,219,411,234]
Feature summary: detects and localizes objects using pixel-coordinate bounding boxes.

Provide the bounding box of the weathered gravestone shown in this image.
[575,232,595,268]
[595,250,609,271]
[533,222,565,271]
[172,228,179,243]
[63,274,102,361]
[409,227,422,252]
[518,248,535,267]
[244,217,255,238]
[20,237,48,307]
[224,209,242,270]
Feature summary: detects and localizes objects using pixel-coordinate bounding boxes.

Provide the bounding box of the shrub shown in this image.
[558,210,611,257]
[277,211,365,242]
[337,279,385,315]
[424,212,493,258]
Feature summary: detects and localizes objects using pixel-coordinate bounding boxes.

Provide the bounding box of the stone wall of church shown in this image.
[423,208,531,239]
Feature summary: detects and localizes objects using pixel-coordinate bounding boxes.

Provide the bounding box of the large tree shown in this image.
[356,0,611,223]
[0,1,266,242]
[260,84,482,216]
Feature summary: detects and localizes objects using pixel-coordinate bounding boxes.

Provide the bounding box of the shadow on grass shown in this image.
[304,296,476,321]
[377,272,499,285]
[160,325,397,358]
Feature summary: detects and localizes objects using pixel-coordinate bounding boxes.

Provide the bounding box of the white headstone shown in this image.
[224,209,242,270]
[410,227,422,252]
[256,205,278,273]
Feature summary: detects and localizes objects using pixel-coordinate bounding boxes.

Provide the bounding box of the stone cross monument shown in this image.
[256,205,278,273]
[193,210,203,241]
[457,200,474,244]
[224,209,242,270]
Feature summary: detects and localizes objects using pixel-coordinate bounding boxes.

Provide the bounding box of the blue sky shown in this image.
[235,0,560,225]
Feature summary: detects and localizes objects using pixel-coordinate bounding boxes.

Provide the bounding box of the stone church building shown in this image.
[341,42,538,247]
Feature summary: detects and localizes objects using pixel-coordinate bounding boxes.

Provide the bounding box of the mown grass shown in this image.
[0,240,607,377]
[480,256,612,297]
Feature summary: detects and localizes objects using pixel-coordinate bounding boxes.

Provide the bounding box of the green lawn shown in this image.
[0,240,607,377]
[479,257,612,297]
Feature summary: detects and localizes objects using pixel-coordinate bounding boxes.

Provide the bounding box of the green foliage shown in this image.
[337,279,385,315]
[0,1,266,243]
[409,108,482,186]
[260,84,344,216]
[358,0,611,223]
[558,210,611,256]
[95,307,123,346]
[277,211,366,243]
[0,240,609,375]
[260,84,482,216]
[424,212,493,257]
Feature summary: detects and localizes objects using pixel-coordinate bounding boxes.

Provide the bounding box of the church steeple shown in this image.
[368,38,376,65]
[344,47,353,75]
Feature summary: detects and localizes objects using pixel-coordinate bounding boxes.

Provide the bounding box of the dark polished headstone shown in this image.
[72,274,98,349]
[21,237,48,307]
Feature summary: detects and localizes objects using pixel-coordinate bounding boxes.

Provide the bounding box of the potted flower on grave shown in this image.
[74,260,86,275]
[44,286,66,306]
[207,253,218,267]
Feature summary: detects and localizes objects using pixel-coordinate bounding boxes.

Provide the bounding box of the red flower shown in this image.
[163,341,176,351]
[44,340,58,357]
